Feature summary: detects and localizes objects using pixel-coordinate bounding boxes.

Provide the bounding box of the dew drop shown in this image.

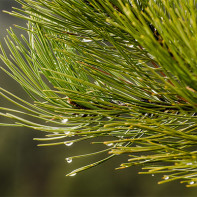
[69,173,77,177]
[164,176,169,180]
[66,157,72,163]
[64,142,73,146]
[106,143,114,146]
[82,39,92,42]
[152,174,154,176]
[190,181,194,185]
[62,118,68,124]
[128,45,134,48]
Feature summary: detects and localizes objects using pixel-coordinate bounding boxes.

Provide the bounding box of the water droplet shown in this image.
[106,143,114,146]
[64,142,73,146]
[190,181,194,185]
[164,176,169,180]
[128,45,134,48]
[152,174,154,176]
[66,157,72,163]
[62,118,68,124]
[69,173,76,177]
[82,39,92,42]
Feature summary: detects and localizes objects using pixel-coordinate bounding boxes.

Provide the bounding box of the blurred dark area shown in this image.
[0,0,197,196]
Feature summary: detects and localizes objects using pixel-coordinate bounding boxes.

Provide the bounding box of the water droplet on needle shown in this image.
[69,173,76,177]
[106,143,113,146]
[164,176,169,180]
[64,142,73,146]
[66,157,72,163]
[62,118,68,124]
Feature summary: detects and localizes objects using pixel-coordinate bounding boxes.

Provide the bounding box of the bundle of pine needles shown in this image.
[1,0,197,187]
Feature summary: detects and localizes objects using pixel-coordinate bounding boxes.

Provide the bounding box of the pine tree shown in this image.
[1,0,197,187]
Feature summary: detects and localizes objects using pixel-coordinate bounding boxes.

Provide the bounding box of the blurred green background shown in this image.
[0,0,197,196]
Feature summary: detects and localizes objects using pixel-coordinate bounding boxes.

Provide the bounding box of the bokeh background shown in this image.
[0,0,197,196]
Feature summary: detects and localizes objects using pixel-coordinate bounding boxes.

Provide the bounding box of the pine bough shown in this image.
[1,0,197,187]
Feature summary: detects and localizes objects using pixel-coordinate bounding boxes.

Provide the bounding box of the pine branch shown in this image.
[1,0,197,187]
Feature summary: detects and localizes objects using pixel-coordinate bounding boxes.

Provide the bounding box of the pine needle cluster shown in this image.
[1,0,197,187]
